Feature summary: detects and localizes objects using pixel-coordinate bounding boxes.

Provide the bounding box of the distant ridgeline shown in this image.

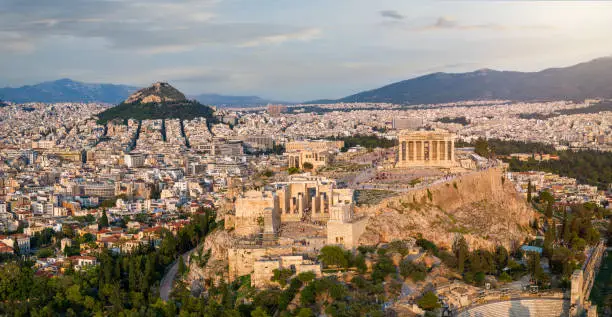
[96,82,216,124]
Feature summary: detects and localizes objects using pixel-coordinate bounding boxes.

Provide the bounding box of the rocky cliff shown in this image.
[185,229,234,289]
[358,168,536,250]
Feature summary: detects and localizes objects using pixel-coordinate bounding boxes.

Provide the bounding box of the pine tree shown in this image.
[527,180,532,203]
[543,226,554,259]
[545,201,553,219]
[99,211,109,228]
[453,236,469,273]
[178,256,188,277]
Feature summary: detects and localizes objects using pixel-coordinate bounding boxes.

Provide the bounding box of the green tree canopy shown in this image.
[98,211,109,228]
[318,245,348,268]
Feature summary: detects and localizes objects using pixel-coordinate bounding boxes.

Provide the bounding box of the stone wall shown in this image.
[227,246,292,282]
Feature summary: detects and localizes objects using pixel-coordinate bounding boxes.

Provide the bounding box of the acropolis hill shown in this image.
[359,167,536,251]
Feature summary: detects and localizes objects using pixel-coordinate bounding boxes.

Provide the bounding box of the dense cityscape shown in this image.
[0,83,610,316]
[1,1,612,317]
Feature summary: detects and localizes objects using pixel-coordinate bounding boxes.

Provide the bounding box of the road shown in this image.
[159,245,199,301]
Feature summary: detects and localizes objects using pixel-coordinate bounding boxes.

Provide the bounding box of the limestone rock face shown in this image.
[358,168,536,251]
[185,229,235,288]
[202,229,235,261]
[125,82,187,104]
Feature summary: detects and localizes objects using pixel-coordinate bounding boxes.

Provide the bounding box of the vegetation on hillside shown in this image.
[97,100,216,125]
[0,210,217,316]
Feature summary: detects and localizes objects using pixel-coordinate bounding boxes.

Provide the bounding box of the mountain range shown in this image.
[0,79,139,104]
[311,57,612,104]
[3,57,612,106]
[0,79,281,106]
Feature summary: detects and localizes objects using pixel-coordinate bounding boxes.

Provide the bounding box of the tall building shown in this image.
[396,130,456,168]
[124,152,146,168]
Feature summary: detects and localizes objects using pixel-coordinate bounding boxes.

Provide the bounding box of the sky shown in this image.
[1,0,612,101]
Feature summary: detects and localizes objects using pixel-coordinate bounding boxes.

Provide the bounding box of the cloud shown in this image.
[380,10,405,20]
[0,0,320,54]
[421,17,505,31]
[238,28,321,48]
[416,17,552,32]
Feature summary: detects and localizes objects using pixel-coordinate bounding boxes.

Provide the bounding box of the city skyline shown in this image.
[2,0,612,100]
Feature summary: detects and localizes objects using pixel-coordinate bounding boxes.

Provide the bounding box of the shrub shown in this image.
[297,271,316,283]
[417,291,441,310]
[400,259,428,282]
[499,271,512,282]
[318,245,348,268]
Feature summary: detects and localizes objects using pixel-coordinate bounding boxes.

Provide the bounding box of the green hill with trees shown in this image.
[96,82,217,124]
[96,100,216,124]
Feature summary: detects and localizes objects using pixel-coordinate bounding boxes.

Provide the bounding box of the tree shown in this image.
[297,271,316,283]
[36,248,54,258]
[474,272,486,286]
[527,252,544,283]
[495,245,509,270]
[99,211,109,228]
[302,162,314,171]
[474,138,490,157]
[271,268,293,287]
[355,253,367,274]
[400,259,427,282]
[545,201,553,219]
[295,308,314,317]
[300,284,316,305]
[499,271,512,282]
[527,180,532,203]
[287,167,300,175]
[417,291,441,310]
[453,235,469,273]
[178,256,188,277]
[543,227,554,259]
[318,245,348,268]
[251,306,270,317]
[539,191,554,205]
[372,255,396,283]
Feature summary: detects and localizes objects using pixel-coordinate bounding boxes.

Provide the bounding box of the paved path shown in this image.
[159,245,199,301]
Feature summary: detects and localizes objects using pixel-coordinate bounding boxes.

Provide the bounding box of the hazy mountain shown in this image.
[191,94,283,107]
[312,57,612,104]
[0,78,138,104]
[0,78,280,106]
[96,82,216,124]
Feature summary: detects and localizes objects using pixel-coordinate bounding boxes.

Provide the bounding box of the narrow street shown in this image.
[159,245,199,301]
